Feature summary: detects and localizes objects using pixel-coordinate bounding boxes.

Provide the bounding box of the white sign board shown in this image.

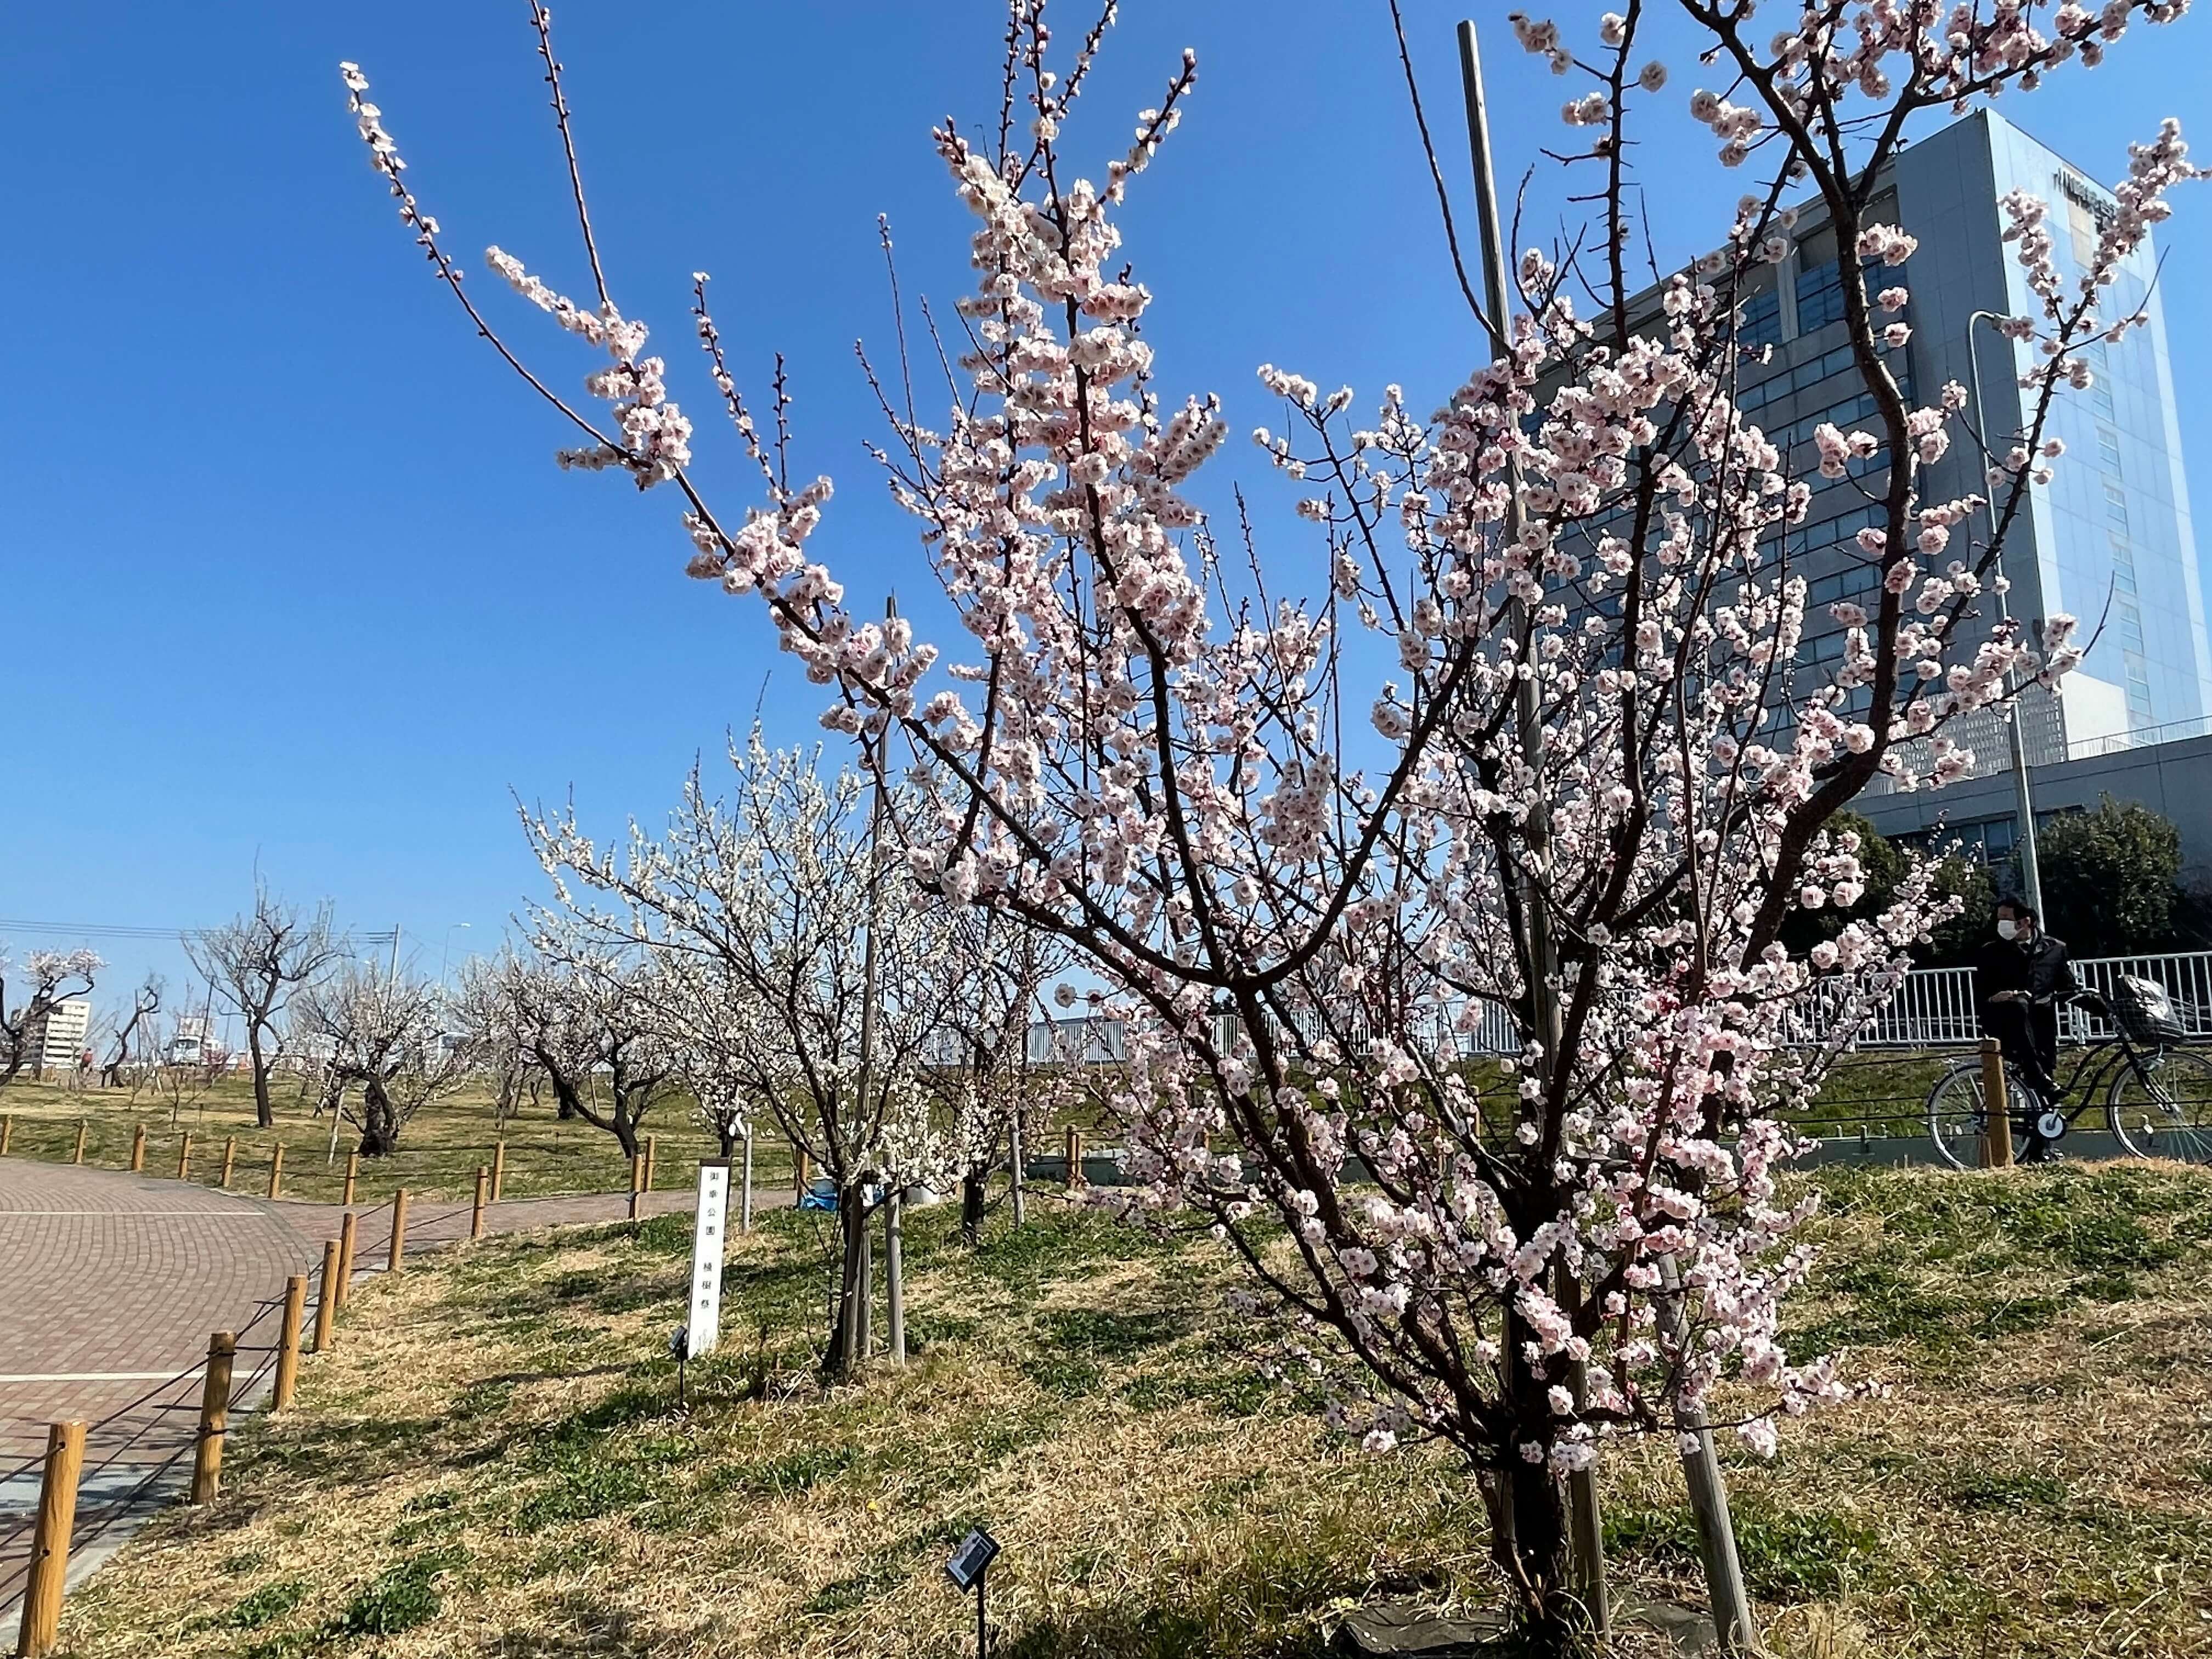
[687,1160,732,1355]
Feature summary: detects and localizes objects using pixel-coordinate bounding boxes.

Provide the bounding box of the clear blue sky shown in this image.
[4,2,2209,1027]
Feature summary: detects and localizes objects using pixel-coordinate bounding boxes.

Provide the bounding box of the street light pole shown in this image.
[1963,310,2047,918]
[439,922,472,983]
[1455,19,1606,1637]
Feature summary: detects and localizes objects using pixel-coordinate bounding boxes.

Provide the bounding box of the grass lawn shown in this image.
[43,1161,2212,1658]
[0,1075,797,1205]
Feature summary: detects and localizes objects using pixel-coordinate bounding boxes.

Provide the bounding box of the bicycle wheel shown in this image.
[1926,1059,2033,1170]
[2106,1047,2212,1163]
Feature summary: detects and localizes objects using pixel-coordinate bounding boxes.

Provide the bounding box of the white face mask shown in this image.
[1996,918,2021,941]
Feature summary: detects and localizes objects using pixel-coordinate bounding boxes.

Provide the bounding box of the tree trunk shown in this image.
[249,1026,275,1129]
[827,1192,868,1380]
[611,1113,640,1159]
[357,1079,402,1157]
[961,1170,986,1246]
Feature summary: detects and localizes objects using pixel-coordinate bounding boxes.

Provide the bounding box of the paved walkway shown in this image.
[0,1154,731,1635]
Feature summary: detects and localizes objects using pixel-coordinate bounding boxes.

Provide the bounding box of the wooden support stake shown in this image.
[471,1166,489,1240]
[266,1143,284,1199]
[314,1239,340,1352]
[1979,1037,2015,1171]
[0,1114,11,1156]
[387,1189,410,1272]
[490,1138,506,1201]
[219,1137,236,1189]
[794,1145,810,1204]
[1065,1125,1085,1190]
[627,1154,643,1222]
[343,1151,359,1207]
[273,1275,306,1409]
[336,1211,358,1311]
[129,1124,146,1172]
[71,1121,86,1165]
[15,1420,87,1659]
[644,1133,657,1193]
[190,1330,236,1504]
[176,1132,193,1181]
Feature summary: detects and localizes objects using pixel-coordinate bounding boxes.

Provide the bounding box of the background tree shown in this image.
[348,0,2201,1631]
[524,736,948,1378]
[0,947,103,1090]
[101,974,165,1089]
[2038,795,2183,955]
[184,885,346,1128]
[495,931,681,1160]
[301,966,464,1156]
[1779,813,1992,966]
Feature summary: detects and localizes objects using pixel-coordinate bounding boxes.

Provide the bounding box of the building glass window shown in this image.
[2104,481,2130,531]
[2098,425,2123,471]
[1740,283,1781,346]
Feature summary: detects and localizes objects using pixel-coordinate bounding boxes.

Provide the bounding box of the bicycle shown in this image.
[1924,977,2212,1168]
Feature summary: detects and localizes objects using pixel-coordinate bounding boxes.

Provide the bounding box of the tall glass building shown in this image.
[1728,109,2212,760]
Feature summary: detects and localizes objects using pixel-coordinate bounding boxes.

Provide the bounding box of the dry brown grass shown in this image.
[47,1163,2212,1658]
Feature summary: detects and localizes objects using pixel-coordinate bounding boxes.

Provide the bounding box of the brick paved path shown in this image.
[0,1154,748,1634]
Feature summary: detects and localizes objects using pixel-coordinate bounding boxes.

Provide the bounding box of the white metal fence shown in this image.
[955,951,2212,1066]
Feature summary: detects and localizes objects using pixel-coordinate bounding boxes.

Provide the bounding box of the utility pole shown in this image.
[1455,19,1607,1637]
[1965,309,2048,918]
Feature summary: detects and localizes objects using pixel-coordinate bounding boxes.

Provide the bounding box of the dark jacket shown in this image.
[1974,932,2080,1007]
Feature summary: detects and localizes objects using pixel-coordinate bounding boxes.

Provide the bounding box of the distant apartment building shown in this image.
[21,997,92,1078]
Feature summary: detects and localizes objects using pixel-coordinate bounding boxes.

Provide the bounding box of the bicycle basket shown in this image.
[2113,973,2189,1045]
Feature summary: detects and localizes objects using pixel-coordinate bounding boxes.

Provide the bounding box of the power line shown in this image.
[0,919,399,944]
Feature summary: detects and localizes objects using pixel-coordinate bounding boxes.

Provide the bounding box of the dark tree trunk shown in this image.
[357,1078,402,1157]
[827,1188,871,1380]
[715,1118,740,1159]
[249,1026,275,1128]
[961,1170,986,1245]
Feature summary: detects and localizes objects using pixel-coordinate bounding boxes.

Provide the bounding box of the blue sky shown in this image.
[4,2,2209,1030]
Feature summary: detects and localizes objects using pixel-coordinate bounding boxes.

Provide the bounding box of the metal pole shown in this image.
[977,1564,990,1659]
[1657,1258,1757,1651]
[1965,309,2047,918]
[1457,18,1604,1633]
[886,1188,906,1364]
[740,1124,754,1234]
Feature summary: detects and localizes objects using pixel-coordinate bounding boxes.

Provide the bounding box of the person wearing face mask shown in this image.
[1975,898,2081,1161]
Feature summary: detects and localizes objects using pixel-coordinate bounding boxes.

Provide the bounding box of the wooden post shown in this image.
[273,1275,307,1409]
[129,1124,146,1171]
[15,1420,87,1659]
[490,1138,506,1201]
[343,1152,359,1207]
[0,1114,11,1156]
[190,1330,236,1503]
[266,1143,285,1199]
[644,1133,657,1193]
[71,1121,87,1165]
[627,1154,643,1222]
[794,1145,810,1204]
[335,1211,358,1311]
[176,1132,193,1181]
[387,1189,410,1272]
[1979,1037,2015,1171]
[314,1239,341,1352]
[471,1166,489,1240]
[1065,1125,1084,1190]
[219,1137,237,1189]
